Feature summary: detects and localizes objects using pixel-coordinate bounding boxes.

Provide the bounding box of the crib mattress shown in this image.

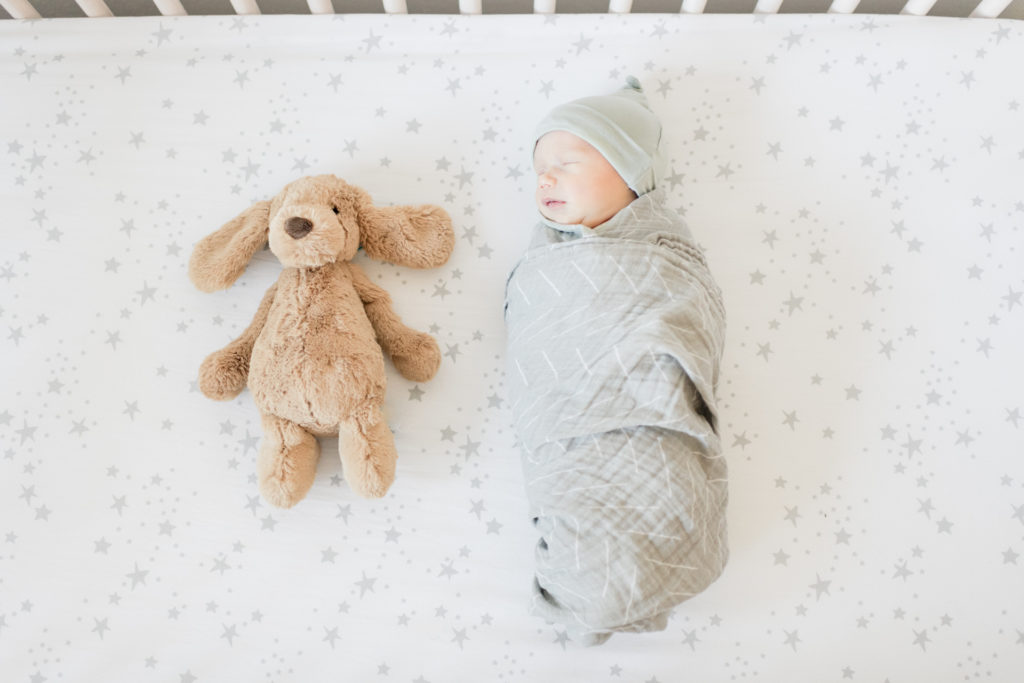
[2,12,1022,682]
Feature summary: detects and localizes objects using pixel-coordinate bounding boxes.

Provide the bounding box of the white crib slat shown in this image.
[754,0,784,12]
[307,0,334,13]
[900,0,937,15]
[459,0,482,13]
[827,0,860,13]
[609,0,632,12]
[1,0,41,18]
[76,0,113,17]
[534,0,556,13]
[383,0,407,13]
[230,0,261,14]
[969,0,1011,18]
[680,0,707,12]
[153,0,186,15]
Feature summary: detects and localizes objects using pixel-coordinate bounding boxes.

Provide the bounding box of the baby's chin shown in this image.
[537,202,578,225]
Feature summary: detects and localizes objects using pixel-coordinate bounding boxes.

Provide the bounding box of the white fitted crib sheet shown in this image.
[1,12,1023,682]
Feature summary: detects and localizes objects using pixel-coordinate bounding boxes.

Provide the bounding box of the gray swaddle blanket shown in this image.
[504,189,728,644]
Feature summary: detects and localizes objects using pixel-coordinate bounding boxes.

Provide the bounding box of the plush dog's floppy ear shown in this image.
[356,195,455,269]
[189,200,272,292]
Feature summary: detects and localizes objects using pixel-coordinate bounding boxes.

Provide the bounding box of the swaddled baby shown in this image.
[504,78,728,645]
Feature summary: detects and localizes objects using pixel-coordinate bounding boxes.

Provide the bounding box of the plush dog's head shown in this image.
[189,174,454,292]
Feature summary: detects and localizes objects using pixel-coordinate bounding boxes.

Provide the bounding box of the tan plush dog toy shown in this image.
[189,175,454,508]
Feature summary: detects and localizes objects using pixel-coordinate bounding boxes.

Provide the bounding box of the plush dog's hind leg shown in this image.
[257,412,320,508]
[338,406,397,499]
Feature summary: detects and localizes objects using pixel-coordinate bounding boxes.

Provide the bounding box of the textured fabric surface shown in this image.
[2,12,1023,682]
[525,426,728,645]
[505,190,727,643]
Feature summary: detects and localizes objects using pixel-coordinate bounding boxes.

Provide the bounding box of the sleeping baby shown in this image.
[504,78,728,645]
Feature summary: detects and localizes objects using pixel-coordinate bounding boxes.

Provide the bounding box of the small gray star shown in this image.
[336,504,351,523]
[810,575,831,600]
[323,626,340,648]
[127,563,149,589]
[784,506,800,526]
[17,421,37,444]
[152,24,173,46]
[432,281,451,299]
[783,293,804,315]
[355,572,377,597]
[456,168,473,188]
[438,560,457,580]
[242,159,260,180]
[553,629,570,648]
[460,436,480,459]
[136,282,157,306]
[1003,287,1022,310]
[93,618,109,639]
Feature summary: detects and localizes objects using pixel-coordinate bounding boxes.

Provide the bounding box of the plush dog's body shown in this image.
[189,175,453,507]
[251,264,384,437]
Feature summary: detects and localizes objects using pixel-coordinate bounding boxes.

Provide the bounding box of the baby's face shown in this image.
[533,131,636,229]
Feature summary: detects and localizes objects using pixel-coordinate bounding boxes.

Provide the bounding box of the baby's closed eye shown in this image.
[536,161,578,175]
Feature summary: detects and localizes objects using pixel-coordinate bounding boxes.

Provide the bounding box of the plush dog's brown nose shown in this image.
[284,217,313,239]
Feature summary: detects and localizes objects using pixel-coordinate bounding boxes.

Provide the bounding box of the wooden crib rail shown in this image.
[0,0,1018,19]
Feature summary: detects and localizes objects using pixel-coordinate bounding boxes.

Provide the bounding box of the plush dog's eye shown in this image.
[332,207,340,215]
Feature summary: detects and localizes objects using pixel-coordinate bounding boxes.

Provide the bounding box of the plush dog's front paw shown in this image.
[390,332,441,383]
[198,347,249,400]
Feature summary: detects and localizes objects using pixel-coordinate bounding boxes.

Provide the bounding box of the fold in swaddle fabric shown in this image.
[504,190,728,644]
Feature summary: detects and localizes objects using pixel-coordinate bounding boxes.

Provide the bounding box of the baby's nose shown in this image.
[538,174,554,189]
[284,216,313,240]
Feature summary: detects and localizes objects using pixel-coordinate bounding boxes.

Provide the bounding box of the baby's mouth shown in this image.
[544,199,565,208]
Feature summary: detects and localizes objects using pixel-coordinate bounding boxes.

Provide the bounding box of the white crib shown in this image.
[1,0,1020,17]
[2,0,1022,681]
